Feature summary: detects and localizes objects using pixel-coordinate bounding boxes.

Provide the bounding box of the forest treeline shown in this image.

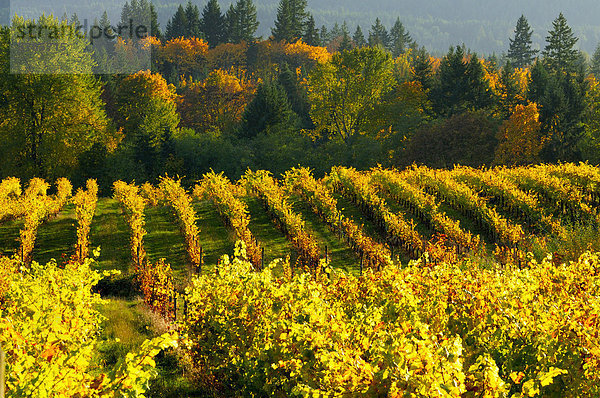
[8,0,600,54]
[2,0,600,194]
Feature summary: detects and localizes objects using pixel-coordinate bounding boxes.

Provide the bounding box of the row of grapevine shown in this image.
[451,166,566,238]
[113,181,148,270]
[113,180,175,317]
[158,177,203,271]
[284,167,391,270]
[327,166,426,259]
[500,166,598,226]
[0,177,23,223]
[542,162,600,206]
[182,242,600,396]
[73,180,99,261]
[18,178,73,265]
[0,256,177,396]
[370,167,480,253]
[241,170,321,271]
[404,166,524,247]
[195,171,262,269]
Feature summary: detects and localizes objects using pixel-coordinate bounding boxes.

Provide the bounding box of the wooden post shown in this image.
[325,245,328,263]
[0,343,5,398]
[261,247,265,270]
[173,292,177,322]
[359,251,363,276]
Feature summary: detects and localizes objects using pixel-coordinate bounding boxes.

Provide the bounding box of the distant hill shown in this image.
[5,0,600,55]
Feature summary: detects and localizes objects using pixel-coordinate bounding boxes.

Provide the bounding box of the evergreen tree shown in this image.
[303,15,319,45]
[542,13,579,74]
[432,46,494,116]
[353,25,366,48]
[319,25,329,45]
[330,22,342,40]
[591,43,600,77]
[184,1,201,39]
[150,3,161,39]
[339,30,353,52]
[278,63,312,128]
[271,0,308,42]
[226,0,259,43]
[412,48,434,92]
[389,18,412,57]
[507,15,537,68]
[466,53,494,109]
[241,82,295,138]
[368,18,389,49]
[165,5,188,40]
[200,0,226,47]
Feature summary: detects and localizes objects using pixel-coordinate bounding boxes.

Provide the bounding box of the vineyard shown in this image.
[1,163,600,396]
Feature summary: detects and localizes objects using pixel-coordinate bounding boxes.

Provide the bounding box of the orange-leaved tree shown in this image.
[494,102,545,166]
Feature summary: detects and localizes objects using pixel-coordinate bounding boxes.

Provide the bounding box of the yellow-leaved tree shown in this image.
[494,102,545,165]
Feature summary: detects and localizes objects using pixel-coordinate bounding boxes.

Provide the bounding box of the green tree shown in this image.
[113,71,180,179]
[411,48,434,92]
[543,13,579,74]
[389,18,412,57]
[307,46,395,144]
[271,0,308,42]
[165,5,188,40]
[432,47,493,116]
[240,82,296,138]
[339,31,353,52]
[590,43,600,77]
[303,15,320,46]
[507,15,537,69]
[278,63,313,128]
[498,61,522,117]
[368,18,389,49]
[0,18,109,179]
[225,0,259,43]
[185,1,202,39]
[319,25,330,45]
[200,0,226,47]
[353,25,366,48]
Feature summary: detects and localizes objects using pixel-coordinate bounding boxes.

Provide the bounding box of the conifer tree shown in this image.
[368,18,389,49]
[498,61,521,117]
[226,0,259,43]
[200,0,226,47]
[278,63,312,128]
[542,13,579,74]
[184,1,201,39]
[353,25,366,48]
[271,0,308,42]
[389,18,412,57]
[241,82,295,138]
[330,22,342,40]
[591,43,600,77]
[303,15,320,46]
[339,30,353,52]
[507,15,537,68]
[319,25,329,45]
[165,5,188,40]
[412,48,433,92]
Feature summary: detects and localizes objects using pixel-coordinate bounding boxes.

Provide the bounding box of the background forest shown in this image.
[2,0,600,194]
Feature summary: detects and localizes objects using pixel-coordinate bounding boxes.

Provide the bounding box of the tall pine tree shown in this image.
[507,15,537,68]
[165,5,187,40]
[353,25,366,48]
[368,18,389,49]
[184,1,201,39]
[226,0,259,43]
[200,0,226,47]
[303,15,320,45]
[542,13,579,74]
[389,18,412,57]
[271,0,308,42]
[591,43,600,77]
